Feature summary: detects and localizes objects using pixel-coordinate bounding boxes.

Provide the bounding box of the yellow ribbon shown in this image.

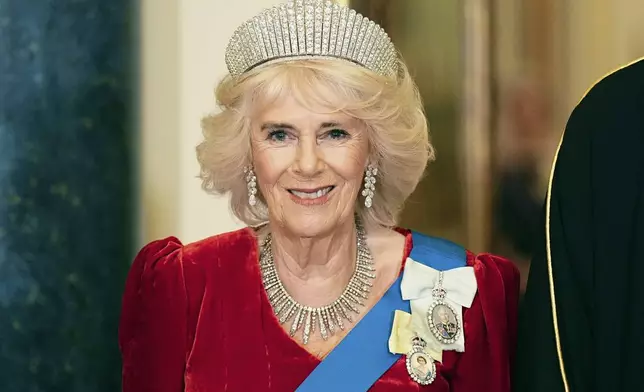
[388,310,443,362]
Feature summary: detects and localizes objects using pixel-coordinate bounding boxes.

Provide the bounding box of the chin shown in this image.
[283,216,337,238]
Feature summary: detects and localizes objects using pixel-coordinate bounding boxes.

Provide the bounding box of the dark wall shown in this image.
[0,1,137,391]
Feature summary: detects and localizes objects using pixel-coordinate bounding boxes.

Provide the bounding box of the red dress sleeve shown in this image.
[118,237,204,392]
[449,252,520,392]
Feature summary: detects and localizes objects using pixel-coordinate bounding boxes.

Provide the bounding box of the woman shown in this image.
[119,1,519,391]
[514,58,644,392]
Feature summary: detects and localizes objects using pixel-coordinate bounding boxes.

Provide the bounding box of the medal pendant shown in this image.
[427,272,461,345]
[406,336,436,385]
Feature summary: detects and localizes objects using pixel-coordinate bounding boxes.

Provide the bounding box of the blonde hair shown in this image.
[197,58,433,228]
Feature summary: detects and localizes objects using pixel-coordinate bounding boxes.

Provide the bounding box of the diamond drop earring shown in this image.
[244,166,257,206]
[362,165,377,208]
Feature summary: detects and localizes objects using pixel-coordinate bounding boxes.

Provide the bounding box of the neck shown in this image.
[271,218,357,278]
[268,218,358,306]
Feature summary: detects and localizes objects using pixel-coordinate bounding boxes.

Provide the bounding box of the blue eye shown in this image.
[326,129,349,140]
[267,129,289,142]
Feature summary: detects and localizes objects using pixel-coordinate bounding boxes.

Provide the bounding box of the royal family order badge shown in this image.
[405,336,436,386]
[427,271,461,345]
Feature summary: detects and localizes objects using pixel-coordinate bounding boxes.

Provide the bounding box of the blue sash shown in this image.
[296,231,466,392]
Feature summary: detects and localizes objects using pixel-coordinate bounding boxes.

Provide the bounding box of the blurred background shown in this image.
[0,0,642,390]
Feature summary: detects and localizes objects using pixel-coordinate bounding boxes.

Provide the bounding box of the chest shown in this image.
[184,267,458,392]
[301,332,346,359]
[281,279,393,356]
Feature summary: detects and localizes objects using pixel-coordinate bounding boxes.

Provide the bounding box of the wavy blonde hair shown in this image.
[197,58,434,228]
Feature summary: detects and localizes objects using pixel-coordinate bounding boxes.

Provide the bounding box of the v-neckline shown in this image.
[249,227,414,362]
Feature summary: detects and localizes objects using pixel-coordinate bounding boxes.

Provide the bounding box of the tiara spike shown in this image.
[347,12,362,58]
[286,1,298,54]
[313,1,323,55]
[341,9,356,57]
[321,1,332,55]
[271,7,284,56]
[225,0,397,78]
[245,23,260,65]
[304,0,315,54]
[336,6,348,58]
[278,4,290,55]
[256,15,272,59]
[264,10,278,58]
[357,20,376,64]
[296,0,306,54]
[328,3,340,55]
[351,16,368,60]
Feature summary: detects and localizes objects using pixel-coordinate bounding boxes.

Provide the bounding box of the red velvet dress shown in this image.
[119,228,519,391]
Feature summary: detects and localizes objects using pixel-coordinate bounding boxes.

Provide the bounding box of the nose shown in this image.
[292,135,324,176]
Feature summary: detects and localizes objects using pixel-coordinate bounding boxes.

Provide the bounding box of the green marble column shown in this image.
[0,2,137,391]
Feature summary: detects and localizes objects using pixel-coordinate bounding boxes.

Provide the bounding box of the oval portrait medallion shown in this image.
[427,301,460,344]
[406,347,436,385]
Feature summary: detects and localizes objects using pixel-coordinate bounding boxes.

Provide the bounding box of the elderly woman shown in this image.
[119,1,519,391]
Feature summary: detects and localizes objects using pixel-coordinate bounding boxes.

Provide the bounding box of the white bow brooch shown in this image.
[400,258,477,352]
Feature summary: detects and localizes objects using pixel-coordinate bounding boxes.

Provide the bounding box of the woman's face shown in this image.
[250,96,369,238]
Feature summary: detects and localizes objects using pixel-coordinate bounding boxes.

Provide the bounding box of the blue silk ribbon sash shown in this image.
[296,232,466,392]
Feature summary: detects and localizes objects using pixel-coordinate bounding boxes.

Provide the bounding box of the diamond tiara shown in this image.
[225,0,398,78]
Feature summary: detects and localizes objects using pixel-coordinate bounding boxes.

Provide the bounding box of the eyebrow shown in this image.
[320,122,341,128]
[260,121,342,131]
[260,122,295,131]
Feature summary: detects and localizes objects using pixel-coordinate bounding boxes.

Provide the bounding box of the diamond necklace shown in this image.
[259,219,376,345]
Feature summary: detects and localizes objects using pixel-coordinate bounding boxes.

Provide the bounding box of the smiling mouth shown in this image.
[287,186,335,199]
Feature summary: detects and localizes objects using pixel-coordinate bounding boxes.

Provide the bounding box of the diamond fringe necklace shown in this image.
[260,219,376,345]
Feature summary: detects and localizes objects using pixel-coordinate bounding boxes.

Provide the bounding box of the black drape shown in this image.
[514,58,644,391]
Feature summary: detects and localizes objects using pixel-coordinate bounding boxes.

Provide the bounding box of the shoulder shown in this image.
[122,227,258,306]
[566,58,644,141]
[584,58,644,103]
[119,228,258,341]
[131,227,257,273]
[119,227,260,384]
[181,227,258,265]
[404,228,520,287]
[468,252,520,286]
